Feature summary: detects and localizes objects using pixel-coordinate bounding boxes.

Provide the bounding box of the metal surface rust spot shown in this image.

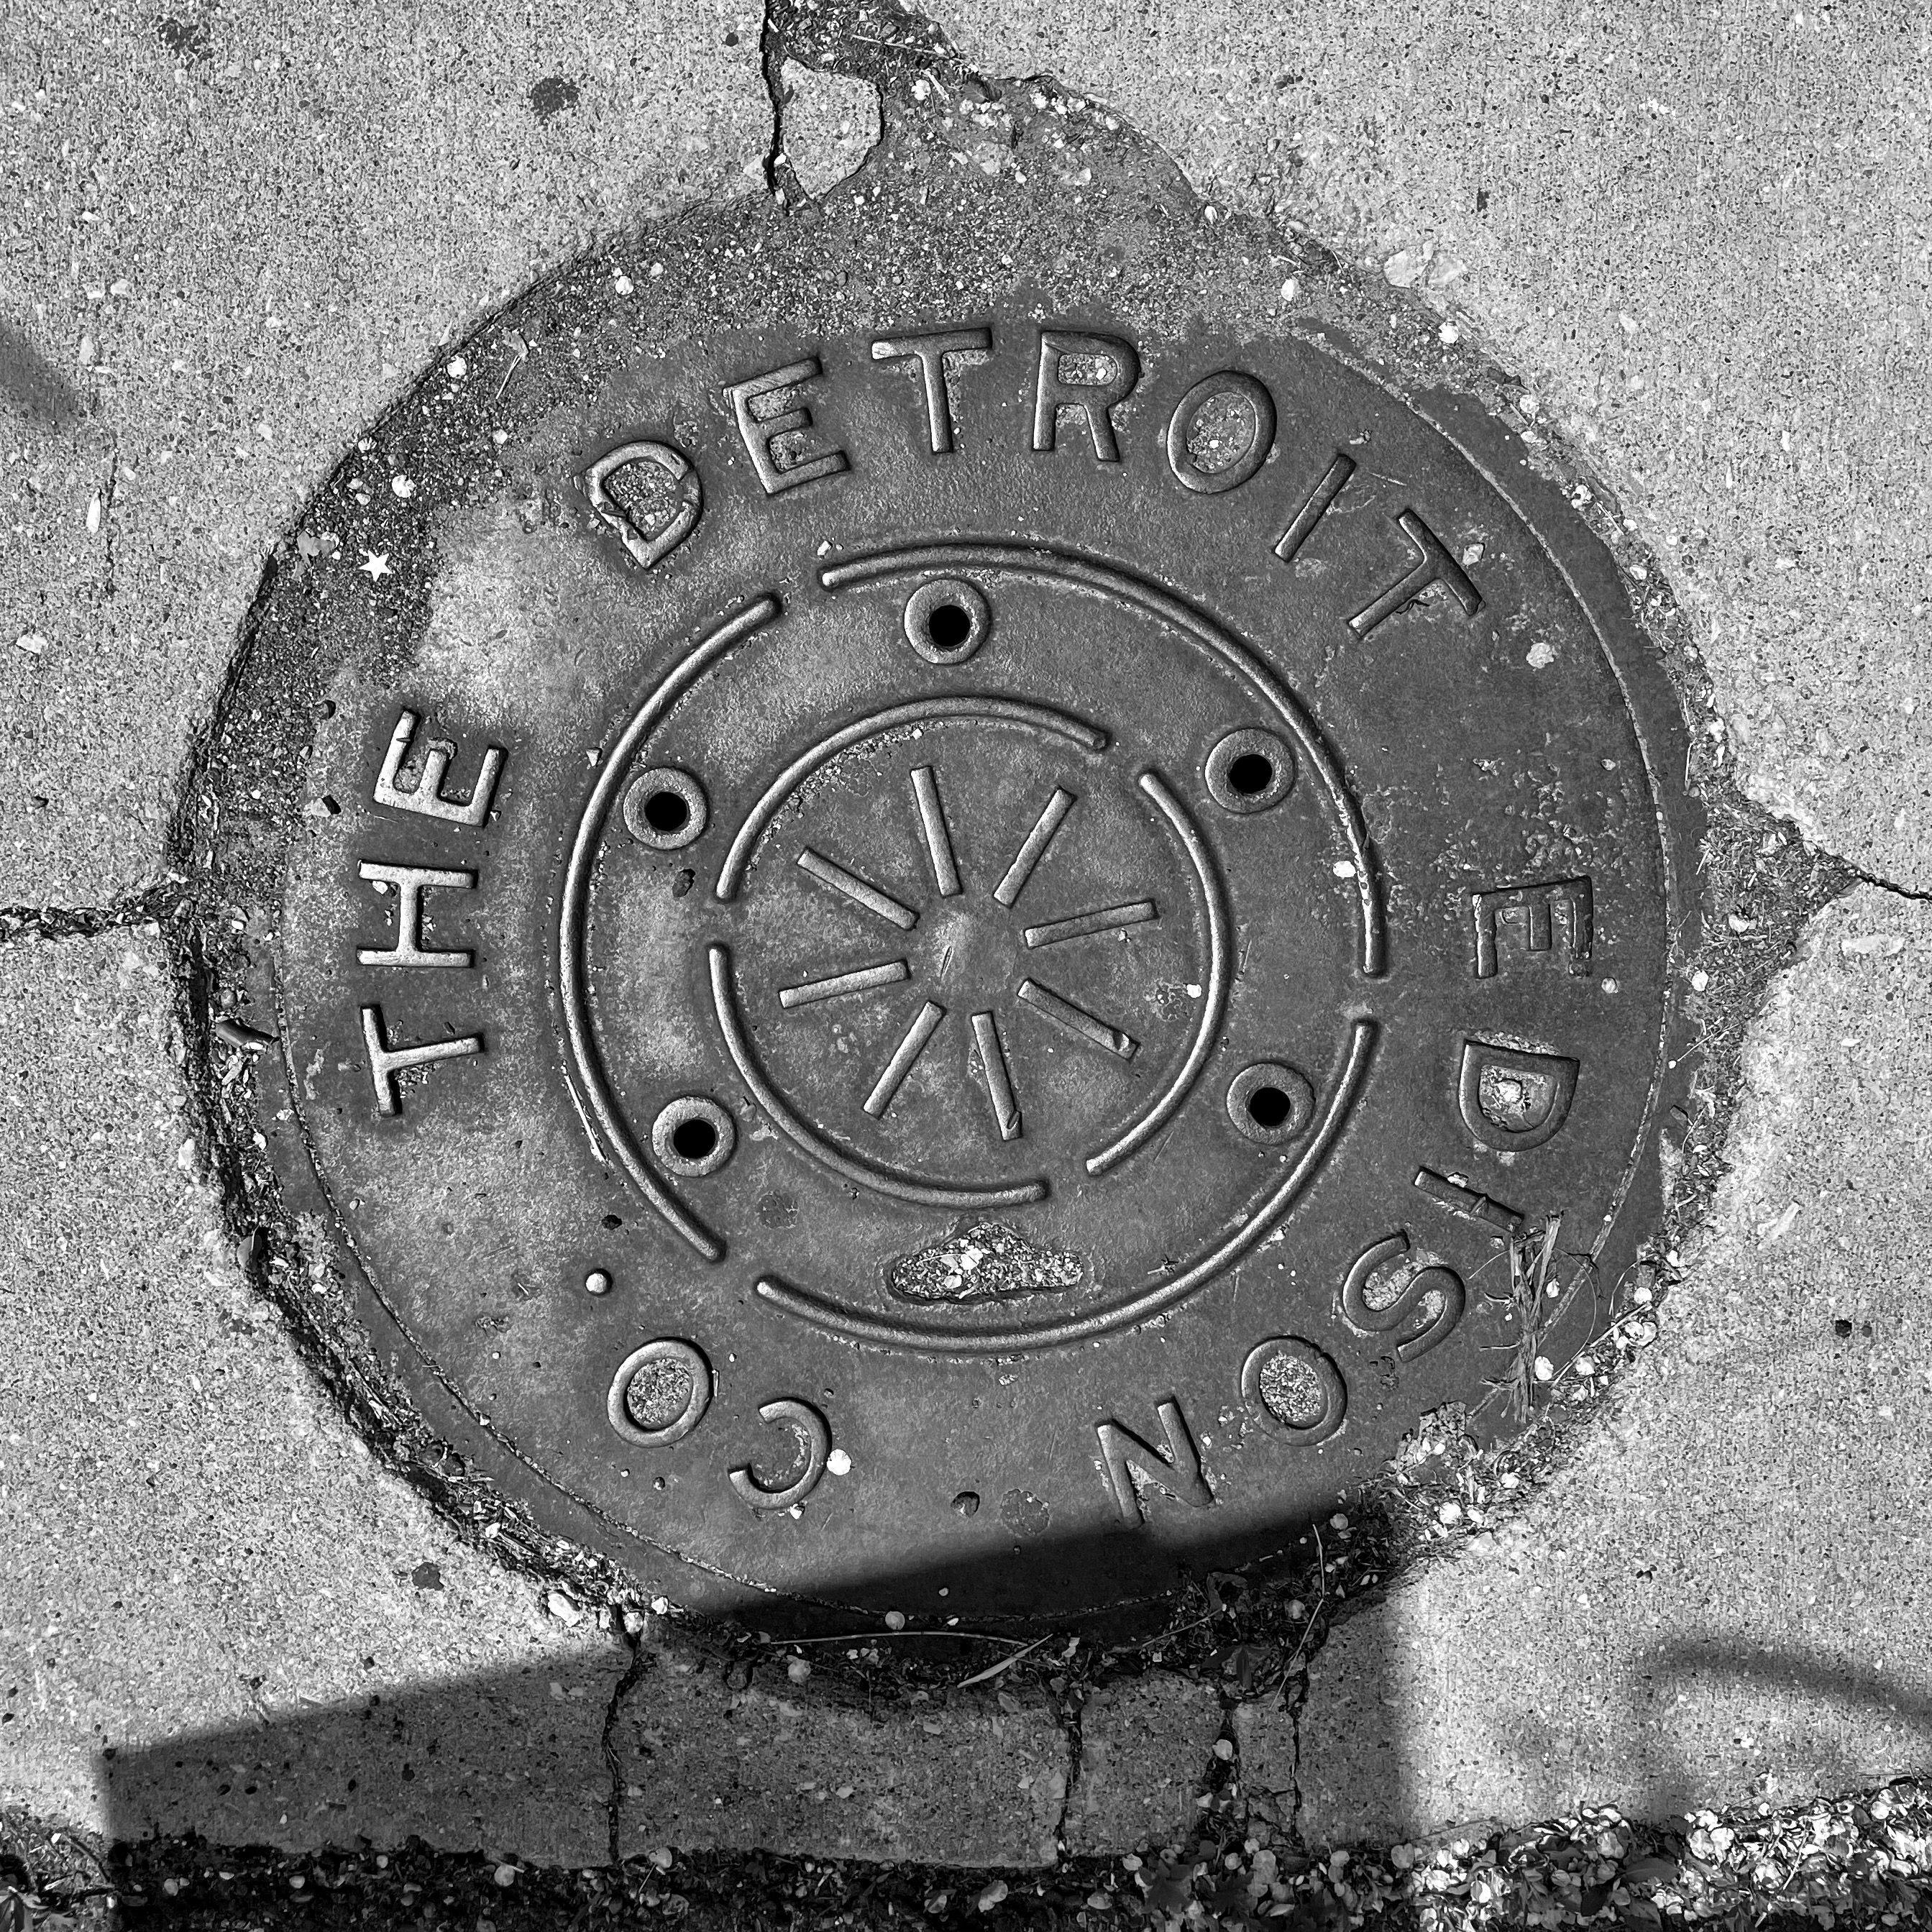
[188,255,1698,1623]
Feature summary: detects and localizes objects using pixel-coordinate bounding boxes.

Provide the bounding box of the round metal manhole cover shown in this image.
[194,251,1696,1620]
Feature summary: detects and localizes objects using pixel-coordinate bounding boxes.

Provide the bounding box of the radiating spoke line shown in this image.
[1022,898,1158,948]
[970,1010,1021,1141]
[1016,977,1139,1061]
[796,847,919,930]
[993,787,1077,908]
[910,764,962,897]
[778,958,910,1009]
[863,1000,947,1117]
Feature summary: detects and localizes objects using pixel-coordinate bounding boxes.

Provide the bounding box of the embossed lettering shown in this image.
[583,440,701,569]
[1339,1232,1466,1362]
[606,1339,713,1445]
[1272,452,1356,563]
[360,1004,482,1117]
[1470,876,1594,978]
[1032,329,1140,463]
[372,708,504,828]
[1414,1166,1524,1240]
[1094,1397,1213,1525]
[729,1398,832,1511]
[1240,1337,1346,1445]
[1457,1039,1579,1152]
[1164,371,1275,495]
[1348,508,1482,636]
[725,356,850,495]
[356,861,476,969]
[871,326,992,454]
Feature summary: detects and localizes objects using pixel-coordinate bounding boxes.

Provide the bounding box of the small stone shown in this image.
[492,1864,517,1887]
[1383,248,1428,288]
[390,475,416,498]
[544,1588,584,1626]
[787,1656,812,1683]
[648,1849,674,1872]
[976,1880,1010,1912]
[1213,1738,1235,1761]
[884,1609,907,1630]
[827,1447,852,1475]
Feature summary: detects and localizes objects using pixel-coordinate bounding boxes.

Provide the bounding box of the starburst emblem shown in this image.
[774,762,1160,1143]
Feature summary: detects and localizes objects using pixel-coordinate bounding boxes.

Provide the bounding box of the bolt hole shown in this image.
[926,602,972,653]
[1227,751,1273,796]
[671,1117,718,1162]
[1246,1085,1293,1129]
[952,1490,981,1517]
[643,789,690,834]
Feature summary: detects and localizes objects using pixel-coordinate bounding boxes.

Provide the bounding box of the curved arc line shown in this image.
[1083,770,1231,1176]
[754,1017,1378,1355]
[714,695,1110,902]
[708,944,1049,1212]
[819,540,1386,976]
[557,593,782,1262]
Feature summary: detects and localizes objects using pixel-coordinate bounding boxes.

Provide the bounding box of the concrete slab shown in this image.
[0,0,769,908]
[0,930,627,1864]
[613,1654,1069,1867]
[1231,1695,1298,1839]
[937,1,1932,891]
[1066,1676,1222,1856]
[1298,885,1932,1844]
[778,60,882,199]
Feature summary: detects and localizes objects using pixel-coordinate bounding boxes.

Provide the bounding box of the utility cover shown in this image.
[189,226,1697,1620]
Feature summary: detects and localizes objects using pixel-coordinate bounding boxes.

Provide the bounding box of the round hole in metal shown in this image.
[903,576,990,664]
[650,1096,736,1178]
[1206,727,1296,813]
[623,767,708,849]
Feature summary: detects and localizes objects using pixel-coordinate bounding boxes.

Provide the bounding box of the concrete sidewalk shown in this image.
[4,0,1929,1880]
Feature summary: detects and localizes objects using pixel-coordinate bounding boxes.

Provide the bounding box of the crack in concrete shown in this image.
[1052,1693,1084,1851]
[1846,862,1932,905]
[756,0,801,209]
[0,880,187,948]
[600,1633,652,1866]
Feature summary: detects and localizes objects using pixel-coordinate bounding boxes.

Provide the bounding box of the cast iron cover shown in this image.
[191,249,1696,1620]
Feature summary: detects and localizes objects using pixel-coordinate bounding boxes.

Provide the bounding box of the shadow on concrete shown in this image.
[95,1521,1306,1870]
[0,317,83,429]
[1629,1640,1932,1822]
[99,1649,626,1869]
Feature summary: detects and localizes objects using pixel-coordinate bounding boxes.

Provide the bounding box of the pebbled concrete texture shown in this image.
[613,1654,1069,1867]
[0,0,768,909]
[937,0,1932,892]
[0,931,627,1865]
[1065,1675,1223,1855]
[1297,886,1932,1844]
